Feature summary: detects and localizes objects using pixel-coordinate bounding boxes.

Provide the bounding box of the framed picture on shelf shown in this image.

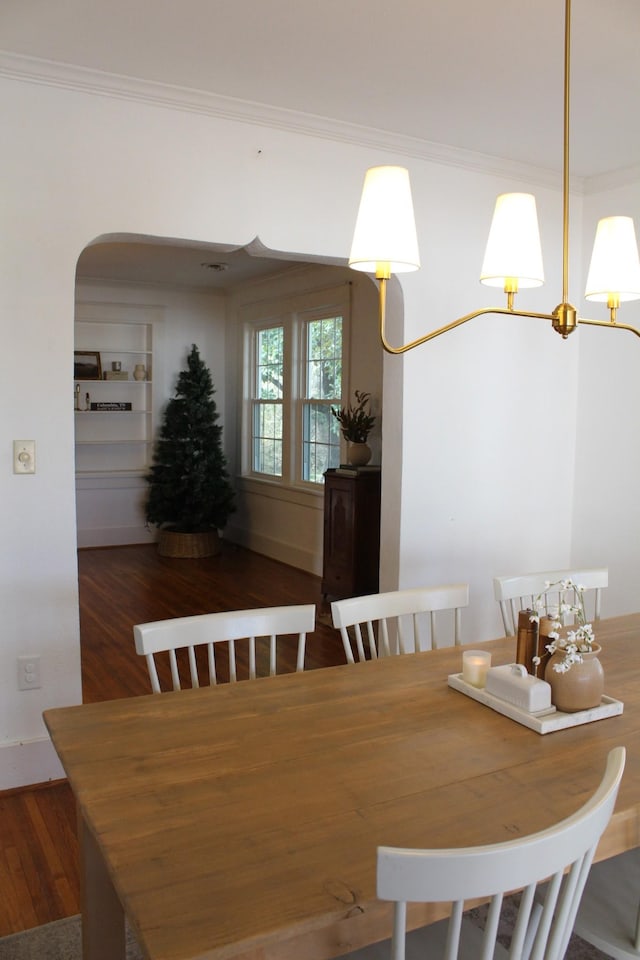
[74,351,102,380]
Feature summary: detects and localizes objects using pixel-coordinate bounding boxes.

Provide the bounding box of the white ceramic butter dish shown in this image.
[485,663,552,713]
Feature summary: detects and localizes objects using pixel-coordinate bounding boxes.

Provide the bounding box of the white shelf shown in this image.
[75,440,153,446]
[76,468,148,479]
[99,349,152,355]
[74,379,152,385]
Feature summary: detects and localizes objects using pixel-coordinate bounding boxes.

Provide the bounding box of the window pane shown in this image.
[306,317,342,401]
[302,402,340,483]
[252,326,284,476]
[253,402,282,476]
[303,316,343,482]
[257,327,283,400]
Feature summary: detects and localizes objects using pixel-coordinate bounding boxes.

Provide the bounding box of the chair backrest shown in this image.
[331,585,469,663]
[378,746,625,960]
[134,604,315,693]
[493,568,608,637]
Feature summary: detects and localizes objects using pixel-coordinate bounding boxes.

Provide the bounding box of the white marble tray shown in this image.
[447,673,624,734]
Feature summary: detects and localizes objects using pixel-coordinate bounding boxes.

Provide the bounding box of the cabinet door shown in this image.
[322,471,381,599]
[352,474,381,596]
[322,476,357,596]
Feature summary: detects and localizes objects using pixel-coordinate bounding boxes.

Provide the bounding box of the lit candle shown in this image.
[462,650,491,688]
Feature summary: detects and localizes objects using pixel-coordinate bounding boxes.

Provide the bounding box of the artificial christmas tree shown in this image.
[145,344,235,557]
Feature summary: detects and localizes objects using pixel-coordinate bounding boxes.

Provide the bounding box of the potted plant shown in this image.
[145,344,235,557]
[331,390,376,466]
[530,579,604,712]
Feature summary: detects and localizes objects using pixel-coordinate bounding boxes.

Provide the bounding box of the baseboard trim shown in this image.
[0,737,66,791]
[225,526,321,576]
[76,525,156,548]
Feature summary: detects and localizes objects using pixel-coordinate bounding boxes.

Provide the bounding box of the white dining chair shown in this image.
[134,604,315,692]
[571,846,640,959]
[331,585,469,663]
[493,568,608,637]
[337,747,625,960]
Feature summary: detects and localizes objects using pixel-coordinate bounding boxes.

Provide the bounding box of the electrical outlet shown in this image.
[14,440,36,474]
[18,655,41,690]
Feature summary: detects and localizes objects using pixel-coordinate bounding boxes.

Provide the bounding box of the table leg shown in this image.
[78,812,126,960]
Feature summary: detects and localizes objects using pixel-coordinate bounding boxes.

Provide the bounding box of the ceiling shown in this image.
[75,239,312,291]
[4,0,639,288]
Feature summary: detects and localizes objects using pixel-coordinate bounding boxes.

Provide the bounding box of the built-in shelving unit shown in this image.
[74,307,162,547]
[74,320,153,477]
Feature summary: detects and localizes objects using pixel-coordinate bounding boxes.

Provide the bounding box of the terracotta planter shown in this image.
[347,442,372,466]
[544,643,604,713]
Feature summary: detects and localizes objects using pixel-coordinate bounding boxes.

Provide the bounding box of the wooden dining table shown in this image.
[44,613,640,960]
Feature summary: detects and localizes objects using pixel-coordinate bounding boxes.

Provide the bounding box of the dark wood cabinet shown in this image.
[321,468,381,600]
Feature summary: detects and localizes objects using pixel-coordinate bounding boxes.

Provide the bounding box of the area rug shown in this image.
[0,915,142,960]
[0,905,609,960]
[468,897,609,959]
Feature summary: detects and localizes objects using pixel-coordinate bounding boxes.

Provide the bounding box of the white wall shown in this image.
[572,180,640,617]
[1,68,638,787]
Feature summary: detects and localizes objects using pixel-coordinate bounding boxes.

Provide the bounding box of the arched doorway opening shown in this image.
[74,233,384,577]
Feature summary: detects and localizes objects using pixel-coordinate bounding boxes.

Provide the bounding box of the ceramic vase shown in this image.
[544,643,604,713]
[133,364,147,381]
[347,442,372,466]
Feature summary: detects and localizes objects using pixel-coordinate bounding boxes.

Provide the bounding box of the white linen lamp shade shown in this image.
[480,192,545,290]
[349,165,421,276]
[585,216,640,304]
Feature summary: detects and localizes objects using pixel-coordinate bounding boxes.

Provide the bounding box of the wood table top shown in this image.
[44,613,640,960]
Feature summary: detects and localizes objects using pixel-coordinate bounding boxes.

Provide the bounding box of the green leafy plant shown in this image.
[145,344,235,533]
[331,390,376,443]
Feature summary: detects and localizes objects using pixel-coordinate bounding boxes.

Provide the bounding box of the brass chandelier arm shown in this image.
[378,277,554,355]
[577,316,640,338]
[377,278,640,354]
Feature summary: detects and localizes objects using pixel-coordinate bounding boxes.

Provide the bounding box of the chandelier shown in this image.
[348,0,640,354]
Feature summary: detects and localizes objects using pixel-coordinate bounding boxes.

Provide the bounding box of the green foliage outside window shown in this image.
[304,316,342,482]
[254,327,284,475]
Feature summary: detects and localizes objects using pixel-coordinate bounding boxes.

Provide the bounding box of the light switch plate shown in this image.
[14,440,35,474]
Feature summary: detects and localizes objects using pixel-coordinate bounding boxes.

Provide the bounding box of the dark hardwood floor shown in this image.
[0,542,346,936]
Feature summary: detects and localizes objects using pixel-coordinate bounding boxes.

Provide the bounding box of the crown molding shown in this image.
[0,49,584,193]
[584,163,640,196]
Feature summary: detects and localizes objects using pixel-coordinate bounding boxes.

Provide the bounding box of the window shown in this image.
[253,326,284,476]
[302,316,342,483]
[246,292,347,486]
